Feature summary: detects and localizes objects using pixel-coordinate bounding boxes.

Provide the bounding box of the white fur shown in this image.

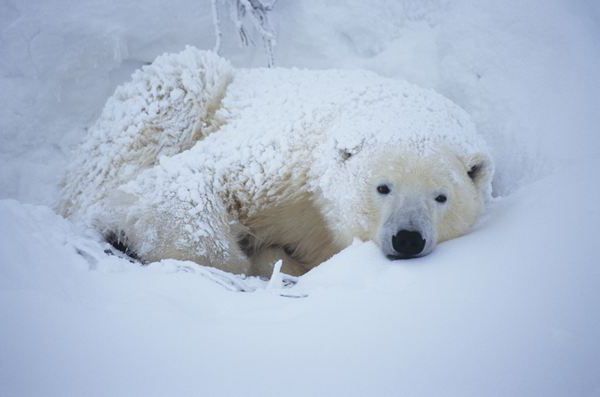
[58,47,493,277]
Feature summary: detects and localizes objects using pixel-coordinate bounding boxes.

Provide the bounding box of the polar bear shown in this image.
[59,47,493,277]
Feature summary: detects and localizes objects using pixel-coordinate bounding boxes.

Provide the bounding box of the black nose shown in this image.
[392,230,426,257]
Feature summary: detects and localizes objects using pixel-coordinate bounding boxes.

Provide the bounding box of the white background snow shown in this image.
[1,0,599,396]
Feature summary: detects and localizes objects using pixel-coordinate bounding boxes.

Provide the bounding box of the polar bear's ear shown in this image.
[339,149,354,161]
[336,139,365,162]
[463,152,493,192]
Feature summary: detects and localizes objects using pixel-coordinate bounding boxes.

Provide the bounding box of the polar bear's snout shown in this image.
[388,230,426,259]
[376,196,439,261]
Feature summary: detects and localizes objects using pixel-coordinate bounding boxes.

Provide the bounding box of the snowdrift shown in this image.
[1,160,598,396]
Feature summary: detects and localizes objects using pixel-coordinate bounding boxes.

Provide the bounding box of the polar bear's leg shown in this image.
[100,173,252,275]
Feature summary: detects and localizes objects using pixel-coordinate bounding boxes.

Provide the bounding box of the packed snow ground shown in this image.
[1,0,600,396]
[1,161,599,396]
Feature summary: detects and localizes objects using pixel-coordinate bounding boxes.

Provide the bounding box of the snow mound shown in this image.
[1,159,599,396]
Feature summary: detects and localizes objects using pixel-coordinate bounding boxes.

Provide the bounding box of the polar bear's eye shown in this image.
[435,194,447,203]
[377,185,391,195]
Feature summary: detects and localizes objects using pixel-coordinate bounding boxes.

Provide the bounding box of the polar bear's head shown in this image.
[315,143,493,259]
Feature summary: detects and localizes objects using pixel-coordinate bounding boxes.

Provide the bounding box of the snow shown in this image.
[1,161,599,396]
[1,0,600,395]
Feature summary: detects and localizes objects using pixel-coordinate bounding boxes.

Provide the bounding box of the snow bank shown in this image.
[1,159,598,396]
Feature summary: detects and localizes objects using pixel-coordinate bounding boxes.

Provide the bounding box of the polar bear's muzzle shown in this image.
[380,205,436,260]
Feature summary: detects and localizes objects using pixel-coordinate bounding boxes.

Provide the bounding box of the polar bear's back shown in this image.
[216,66,484,157]
[200,65,486,186]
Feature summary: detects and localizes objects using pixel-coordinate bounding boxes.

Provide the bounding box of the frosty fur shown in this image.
[59,46,493,276]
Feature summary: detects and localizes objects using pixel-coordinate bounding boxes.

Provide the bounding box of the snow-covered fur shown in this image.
[58,48,233,218]
[59,46,493,276]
